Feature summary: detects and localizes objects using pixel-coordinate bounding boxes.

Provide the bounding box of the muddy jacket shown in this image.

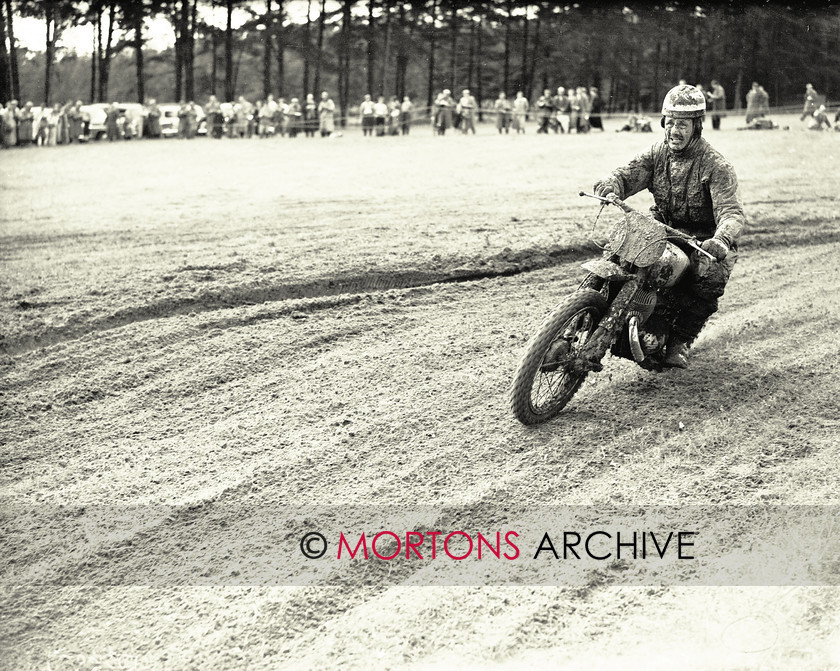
[597,137,745,248]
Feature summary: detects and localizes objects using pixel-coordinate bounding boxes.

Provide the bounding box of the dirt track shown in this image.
[2,124,840,669]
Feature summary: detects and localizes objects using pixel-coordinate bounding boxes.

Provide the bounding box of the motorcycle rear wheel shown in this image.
[509,289,608,425]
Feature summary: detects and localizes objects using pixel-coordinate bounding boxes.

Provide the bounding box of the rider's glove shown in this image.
[593,179,618,199]
[700,237,729,261]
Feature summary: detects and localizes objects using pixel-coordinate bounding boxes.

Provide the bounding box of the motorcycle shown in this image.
[509,192,716,425]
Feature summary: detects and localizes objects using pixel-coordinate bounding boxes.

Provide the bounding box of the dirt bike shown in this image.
[509,192,716,425]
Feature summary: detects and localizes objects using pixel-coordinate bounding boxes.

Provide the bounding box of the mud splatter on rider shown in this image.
[592,84,745,368]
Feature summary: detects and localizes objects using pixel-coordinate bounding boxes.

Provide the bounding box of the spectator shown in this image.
[588,87,604,131]
[569,88,582,133]
[800,83,820,120]
[276,98,288,137]
[286,98,301,138]
[17,101,34,145]
[146,99,161,138]
[67,101,83,143]
[708,80,726,130]
[388,97,401,135]
[745,82,769,123]
[616,114,639,132]
[373,95,388,136]
[457,89,478,134]
[303,94,318,137]
[434,89,454,135]
[2,100,18,148]
[121,109,133,140]
[258,96,276,137]
[808,105,832,131]
[554,87,571,134]
[493,92,511,134]
[47,103,61,144]
[400,96,413,135]
[205,95,223,138]
[359,94,375,136]
[757,86,770,117]
[178,100,190,138]
[106,102,121,141]
[834,108,840,132]
[536,90,552,134]
[318,91,335,137]
[56,103,70,144]
[35,104,50,145]
[186,102,198,138]
[512,91,529,134]
[576,87,591,133]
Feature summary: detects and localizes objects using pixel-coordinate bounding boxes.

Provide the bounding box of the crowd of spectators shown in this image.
[0,99,91,147]
[358,94,414,136]
[3,80,837,148]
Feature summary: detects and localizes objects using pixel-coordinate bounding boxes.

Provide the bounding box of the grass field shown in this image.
[2,116,840,670]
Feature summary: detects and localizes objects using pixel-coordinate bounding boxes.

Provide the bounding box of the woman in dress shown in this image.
[318,91,335,137]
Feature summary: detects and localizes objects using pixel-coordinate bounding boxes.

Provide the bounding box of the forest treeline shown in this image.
[2,0,838,119]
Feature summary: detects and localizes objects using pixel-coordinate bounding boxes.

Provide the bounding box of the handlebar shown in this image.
[579,190,716,260]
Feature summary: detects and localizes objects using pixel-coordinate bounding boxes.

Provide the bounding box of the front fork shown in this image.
[572,276,640,373]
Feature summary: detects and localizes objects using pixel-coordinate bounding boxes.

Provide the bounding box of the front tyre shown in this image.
[509,289,608,425]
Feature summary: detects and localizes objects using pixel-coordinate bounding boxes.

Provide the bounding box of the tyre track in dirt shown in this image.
[3,242,839,669]
[3,221,839,360]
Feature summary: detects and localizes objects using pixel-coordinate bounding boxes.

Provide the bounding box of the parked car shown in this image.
[80,103,108,139]
[79,102,147,140]
[157,103,206,137]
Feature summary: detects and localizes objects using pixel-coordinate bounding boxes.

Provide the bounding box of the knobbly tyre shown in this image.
[509,192,717,426]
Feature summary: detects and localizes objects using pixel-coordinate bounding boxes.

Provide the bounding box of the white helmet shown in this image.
[661,84,706,119]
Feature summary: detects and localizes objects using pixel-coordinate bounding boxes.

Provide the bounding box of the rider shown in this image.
[592,84,746,368]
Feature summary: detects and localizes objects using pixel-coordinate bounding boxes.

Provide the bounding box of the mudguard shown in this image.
[580,258,632,281]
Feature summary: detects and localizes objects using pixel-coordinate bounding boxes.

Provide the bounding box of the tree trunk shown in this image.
[263,0,273,98]
[225,0,234,100]
[395,2,407,100]
[426,0,437,108]
[186,0,197,100]
[98,1,116,102]
[313,0,326,97]
[303,0,311,97]
[174,4,182,100]
[0,6,9,104]
[134,7,145,103]
[475,12,482,119]
[4,0,19,101]
[380,1,392,96]
[527,5,541,101]
[503,0,512,95]
[44,5,54,105]
[366,0,375,95]
[448,5,456,91]
[211,27,218,95]
[276,0,285,96]
[338,0,351,125]
[520,7,528,94]
[466,12,475,92]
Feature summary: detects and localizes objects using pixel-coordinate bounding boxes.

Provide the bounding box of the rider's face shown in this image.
[664,117,693,151]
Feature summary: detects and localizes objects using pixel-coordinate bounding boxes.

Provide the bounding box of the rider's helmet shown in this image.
[661,84,706,119]
[660,84,706,134]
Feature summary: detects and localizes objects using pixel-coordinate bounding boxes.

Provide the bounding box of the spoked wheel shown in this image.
[510,289,608,425]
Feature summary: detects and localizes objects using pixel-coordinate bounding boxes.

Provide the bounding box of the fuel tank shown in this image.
[648,242,690,288]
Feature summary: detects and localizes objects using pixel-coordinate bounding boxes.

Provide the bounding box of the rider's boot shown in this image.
[663,337,690,369]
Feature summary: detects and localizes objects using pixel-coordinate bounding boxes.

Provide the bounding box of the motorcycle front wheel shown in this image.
[509,289,608,425]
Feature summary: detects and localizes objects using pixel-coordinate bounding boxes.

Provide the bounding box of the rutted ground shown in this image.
[2,117,837,352]
[2,125,839,669]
